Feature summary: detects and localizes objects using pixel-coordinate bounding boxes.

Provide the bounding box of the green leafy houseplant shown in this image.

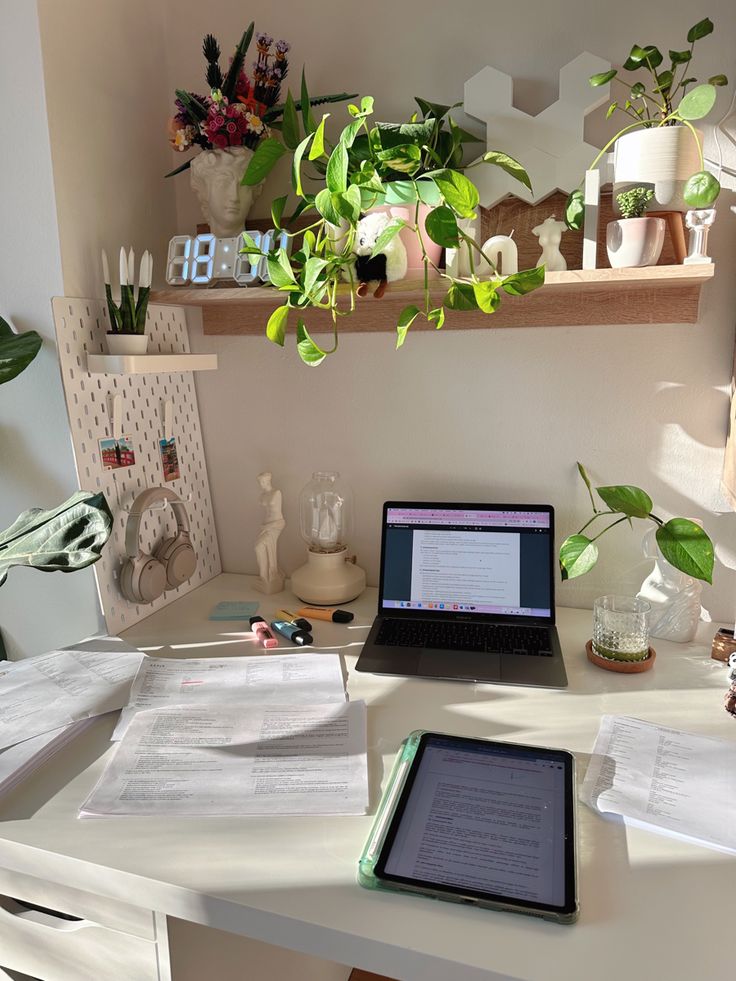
[565,17,727,229]
[240,94,542,365]
[559,463,714,585]
[616,186,653,219]
[0,314,112,651]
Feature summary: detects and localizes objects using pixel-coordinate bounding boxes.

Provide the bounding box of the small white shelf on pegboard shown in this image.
[87,353,218,375]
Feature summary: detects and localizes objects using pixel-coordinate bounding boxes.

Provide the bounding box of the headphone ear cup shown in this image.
[120,552,168,604]
[154,535,197,588]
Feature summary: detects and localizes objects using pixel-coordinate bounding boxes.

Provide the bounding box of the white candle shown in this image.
[480,235,518,276]
[119,247,128,286]
[101,249,110,285]
[127,247,135,285]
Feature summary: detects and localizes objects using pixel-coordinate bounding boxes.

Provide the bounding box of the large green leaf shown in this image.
[266,305,289,346]
[414,97,455,119]
[376,143,423,174]
[500,266,545,295]
[430,169,479,219]
[472,281,502,314]
[425,206,459,248]
[334,184,362,224]
[590,69,617,87]
[559,535,599,580]
[242,138,287,186]
[445,282,478,311]
[677,83,717,120]
[687,18,713,43]
[296,320,327,365]
[291,131,314,198]
[396,305,420,349]
[683,170,720,208]
[271,195,288,230]
[656,518,713,584]
[669,49,692,66]
[623,44,663,71]
[481,151,533,192]
[315,188,343,227]
[300,70,317,135]
[326,142,348,194]
[281,91,301,150]
[302,257,329,299]
[0,491,112,586]
[266,250,298,289]
[564,189,585,231]
[0,317,42,385]
[369,219,407,259]
[596,484,653,518]
[309,115,329,160]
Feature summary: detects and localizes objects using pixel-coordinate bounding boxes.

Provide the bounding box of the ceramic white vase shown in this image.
[106,333,148,356]
[606,217,665,268]
[613,126,703,214]
[189,147,263,238]
[636,526,702,642]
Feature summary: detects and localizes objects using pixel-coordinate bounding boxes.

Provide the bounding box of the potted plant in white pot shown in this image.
[565,16,727,229]
[102,248,152,355]
[606,187,665,267]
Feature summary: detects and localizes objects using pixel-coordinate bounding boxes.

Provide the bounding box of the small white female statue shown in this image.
[532,216,567,272]
[253,471,285,594]
[637,526,702,642]
[190,147,262,238]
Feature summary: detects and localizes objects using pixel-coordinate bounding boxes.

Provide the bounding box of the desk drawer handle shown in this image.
[0,895,93,933]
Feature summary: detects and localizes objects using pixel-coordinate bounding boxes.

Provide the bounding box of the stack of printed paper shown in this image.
[581,715,736,855]
[81,652,368,818]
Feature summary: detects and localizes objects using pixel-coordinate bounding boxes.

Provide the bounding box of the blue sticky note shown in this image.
[209,601,259,621]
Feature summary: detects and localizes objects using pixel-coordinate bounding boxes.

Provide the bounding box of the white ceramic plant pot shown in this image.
[613,126,702,213]
[106,333,148,355]
[189,147,263,238]
[606,217,665,268]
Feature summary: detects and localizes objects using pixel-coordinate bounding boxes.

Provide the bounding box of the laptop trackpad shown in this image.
[417,650,501,682]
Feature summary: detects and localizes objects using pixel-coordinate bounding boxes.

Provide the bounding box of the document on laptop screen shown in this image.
[410,529,521,607]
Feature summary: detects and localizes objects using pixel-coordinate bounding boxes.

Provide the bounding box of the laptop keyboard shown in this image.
[375,619,553,656]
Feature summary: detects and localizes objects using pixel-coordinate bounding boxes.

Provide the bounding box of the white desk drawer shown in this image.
[0,867,154,939]
[0,895,160,981]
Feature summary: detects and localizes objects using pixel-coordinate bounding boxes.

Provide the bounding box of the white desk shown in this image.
[0,574,734,981]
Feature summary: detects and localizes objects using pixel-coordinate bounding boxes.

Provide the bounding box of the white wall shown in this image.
[0,0,104,659]
[169,0,736,621]
[37,0,178,297]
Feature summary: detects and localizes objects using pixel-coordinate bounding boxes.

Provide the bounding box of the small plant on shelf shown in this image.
[559,463,714,584]
[616,187,653,219]
[564,16,727,230]
[102,249,152,335]
[239,95,543,365]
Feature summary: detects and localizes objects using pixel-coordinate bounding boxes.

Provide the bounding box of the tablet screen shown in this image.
[374,733,576,918]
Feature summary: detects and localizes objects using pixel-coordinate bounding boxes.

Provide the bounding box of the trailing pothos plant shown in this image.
[0,315,112,599]
[239,94,543,365]
[565,16,727,230]
[559,463,714,584]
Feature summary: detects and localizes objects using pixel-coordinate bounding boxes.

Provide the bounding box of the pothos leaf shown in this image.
[296,320,328,365]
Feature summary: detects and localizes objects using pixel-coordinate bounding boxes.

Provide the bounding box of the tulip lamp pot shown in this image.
[613,126,703,214]
[606,217,665,268]
[106,333,148,356]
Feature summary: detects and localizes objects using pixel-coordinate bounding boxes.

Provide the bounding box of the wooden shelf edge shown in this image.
[149,264,714,335]
[87,353,218,374]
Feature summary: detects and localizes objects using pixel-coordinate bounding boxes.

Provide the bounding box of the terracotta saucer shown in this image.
[585,639,656,673]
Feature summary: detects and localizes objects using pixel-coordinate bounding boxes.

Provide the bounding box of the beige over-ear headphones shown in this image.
[119,488,197,604]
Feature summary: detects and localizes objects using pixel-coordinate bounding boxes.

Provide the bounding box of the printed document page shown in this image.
[0,647,144,751]
[112,653,346,740]
[81,701,368,817]
[0,717,101,796]
[581,715,736,854]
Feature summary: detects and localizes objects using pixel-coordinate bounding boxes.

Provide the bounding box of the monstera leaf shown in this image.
[0,492,113,587]
[0,315,42,386]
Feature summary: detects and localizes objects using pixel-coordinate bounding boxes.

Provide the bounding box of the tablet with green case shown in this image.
[359,730,578,924]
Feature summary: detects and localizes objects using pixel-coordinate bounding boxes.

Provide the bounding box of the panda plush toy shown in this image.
[348,212,408,298]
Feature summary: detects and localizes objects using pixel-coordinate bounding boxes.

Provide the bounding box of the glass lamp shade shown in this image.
[299,471,353,553]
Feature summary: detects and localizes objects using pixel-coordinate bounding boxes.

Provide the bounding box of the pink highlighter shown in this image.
[249,616,279,649]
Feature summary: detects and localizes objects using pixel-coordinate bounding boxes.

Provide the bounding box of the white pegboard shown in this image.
[52,297,221,634]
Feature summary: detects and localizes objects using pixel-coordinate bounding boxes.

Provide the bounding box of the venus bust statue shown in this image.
[189,147,262,238]
[253,471,286,595]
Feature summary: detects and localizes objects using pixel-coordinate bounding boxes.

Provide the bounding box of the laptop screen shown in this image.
[379,503,554,622]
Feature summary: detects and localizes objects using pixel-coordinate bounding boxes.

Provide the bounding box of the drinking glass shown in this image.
[593,595,651,662]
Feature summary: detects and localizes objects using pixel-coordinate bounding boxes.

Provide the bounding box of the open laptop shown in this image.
[355,502,567,688]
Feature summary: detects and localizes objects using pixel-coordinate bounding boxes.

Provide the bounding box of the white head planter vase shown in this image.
[190,147,262,238]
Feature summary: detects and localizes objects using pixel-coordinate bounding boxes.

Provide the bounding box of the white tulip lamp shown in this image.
[290,471,366,605]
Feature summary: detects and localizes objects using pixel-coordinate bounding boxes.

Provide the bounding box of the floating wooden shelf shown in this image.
[150,264,714,335]
[87,353,218,374]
